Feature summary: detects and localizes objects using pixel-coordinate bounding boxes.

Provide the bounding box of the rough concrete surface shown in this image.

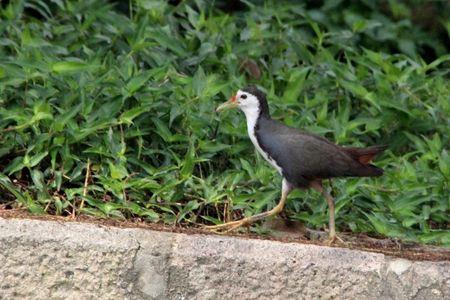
[0,218,448,300]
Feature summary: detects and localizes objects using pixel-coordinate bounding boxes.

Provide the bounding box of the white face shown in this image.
[235,90,260,114]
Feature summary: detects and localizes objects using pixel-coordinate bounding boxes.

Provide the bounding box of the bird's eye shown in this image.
[241,94,247,99]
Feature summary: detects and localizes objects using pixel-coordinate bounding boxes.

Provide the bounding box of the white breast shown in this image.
[243,108,283,175]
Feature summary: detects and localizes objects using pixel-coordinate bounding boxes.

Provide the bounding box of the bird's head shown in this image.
[216,86,270,117]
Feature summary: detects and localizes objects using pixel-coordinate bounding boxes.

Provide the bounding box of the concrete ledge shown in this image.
[0,218,448,299]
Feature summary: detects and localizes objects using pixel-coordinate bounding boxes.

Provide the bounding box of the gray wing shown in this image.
[256,119,359,183]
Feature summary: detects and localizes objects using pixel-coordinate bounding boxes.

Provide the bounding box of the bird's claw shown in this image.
[203,220,248,233]
[327,233,345,246]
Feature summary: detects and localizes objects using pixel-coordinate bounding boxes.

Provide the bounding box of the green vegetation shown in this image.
[0,0,449,245]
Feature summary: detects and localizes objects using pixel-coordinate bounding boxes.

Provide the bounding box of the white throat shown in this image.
[241,106,282,175]
[241,105,261,139]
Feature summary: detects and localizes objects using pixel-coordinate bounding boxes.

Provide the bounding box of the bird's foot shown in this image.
[203,219,249,233]
[327,233,345,246]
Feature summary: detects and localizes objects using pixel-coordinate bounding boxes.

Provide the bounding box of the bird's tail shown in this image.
[344,145,387,177]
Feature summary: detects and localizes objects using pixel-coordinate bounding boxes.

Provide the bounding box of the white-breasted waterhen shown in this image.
[207,86,386,243]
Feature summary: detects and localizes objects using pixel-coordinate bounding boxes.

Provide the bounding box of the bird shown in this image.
[206,85,386,243]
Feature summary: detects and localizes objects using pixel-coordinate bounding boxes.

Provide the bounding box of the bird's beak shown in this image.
[216,95,238,112]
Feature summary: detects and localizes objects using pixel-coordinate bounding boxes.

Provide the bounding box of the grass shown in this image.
[0,0,449,246]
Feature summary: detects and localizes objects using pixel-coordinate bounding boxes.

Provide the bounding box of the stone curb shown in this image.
[0,218,448,299]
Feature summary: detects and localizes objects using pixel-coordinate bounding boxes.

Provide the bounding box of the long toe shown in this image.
[225,220,249,233]
[327,233,345,246]
[203,220,246,232]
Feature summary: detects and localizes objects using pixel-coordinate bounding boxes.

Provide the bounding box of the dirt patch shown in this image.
[0,208,448,262]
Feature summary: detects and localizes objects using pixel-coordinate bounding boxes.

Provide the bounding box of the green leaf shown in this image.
[125,71,153,95]
[52,61,98,73]
[119,107,148,125]
[340,80,380,110]
[149,28,186,56]
[31,169,45,191]
[283,68,310,103]
[27,152,48,168]
[152,118,173,142]
[109,162,128,180]
[438,150,450,177]
[180,141,196,179]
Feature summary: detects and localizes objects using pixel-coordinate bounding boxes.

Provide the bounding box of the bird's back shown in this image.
[255,117,384,187]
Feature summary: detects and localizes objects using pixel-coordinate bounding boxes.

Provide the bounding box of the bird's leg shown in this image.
[310,181,344,245]
[205,180,292,232]
[323,192,344,244]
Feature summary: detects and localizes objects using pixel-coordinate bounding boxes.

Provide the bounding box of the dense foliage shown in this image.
[0,0,449,245]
